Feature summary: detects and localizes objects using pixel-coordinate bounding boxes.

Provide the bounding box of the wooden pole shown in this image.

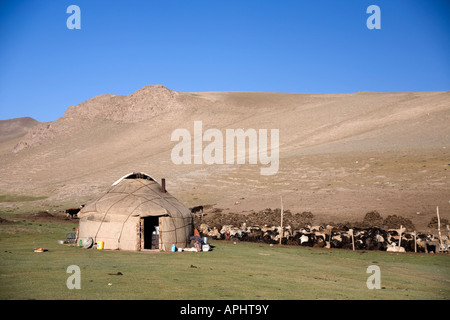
[398,225,403,249]
[437,206,443,252]
[349,229,355,251]
[140,218,144,251]
[279,196,283,245]
[413,231,417,253]
[326,225,332,249]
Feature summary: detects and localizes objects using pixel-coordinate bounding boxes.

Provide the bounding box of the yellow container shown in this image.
[97,241,104,250]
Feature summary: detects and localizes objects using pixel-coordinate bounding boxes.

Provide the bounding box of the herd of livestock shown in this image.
[197,222,449,253]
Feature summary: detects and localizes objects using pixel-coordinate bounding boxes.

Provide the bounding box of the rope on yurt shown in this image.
[115,179,182,248]
[93,193,129,242]
[99,180,156,246]
[116,197,165,247]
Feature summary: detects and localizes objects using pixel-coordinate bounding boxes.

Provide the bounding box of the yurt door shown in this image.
[140,217,160,250]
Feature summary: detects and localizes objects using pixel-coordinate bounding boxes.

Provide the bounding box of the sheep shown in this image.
[386,242,405,253]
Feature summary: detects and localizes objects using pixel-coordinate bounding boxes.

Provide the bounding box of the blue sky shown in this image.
[0,0,449,122]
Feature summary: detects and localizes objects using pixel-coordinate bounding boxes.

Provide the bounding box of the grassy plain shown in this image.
[0,217,448,300]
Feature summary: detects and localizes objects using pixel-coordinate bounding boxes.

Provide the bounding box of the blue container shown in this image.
[171,244,176,252]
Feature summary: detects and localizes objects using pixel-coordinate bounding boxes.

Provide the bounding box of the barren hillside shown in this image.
[0,117,39,143]
[0,85,449,230]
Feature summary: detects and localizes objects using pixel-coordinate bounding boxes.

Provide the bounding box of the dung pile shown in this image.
[194,208,314,230]
[382,214,415,231]
[323,211,416,231]
[361,210,384,228]
[195,207,417,232]
[0,217,19,225]
[428,216,449,229]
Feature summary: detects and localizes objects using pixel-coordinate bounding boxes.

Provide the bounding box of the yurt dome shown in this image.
[78,172,193,251]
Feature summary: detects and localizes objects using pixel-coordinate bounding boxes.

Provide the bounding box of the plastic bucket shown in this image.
[202,244,210,252]
[97,241,104,250]
[203,237,208,244]
[171,244,176,252]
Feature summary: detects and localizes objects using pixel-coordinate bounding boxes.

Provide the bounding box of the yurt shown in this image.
[78,172,193,251]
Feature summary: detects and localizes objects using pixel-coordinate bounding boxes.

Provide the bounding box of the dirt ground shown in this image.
[15,211,78,224]
[0,217,18,225]
[180,147,449,233]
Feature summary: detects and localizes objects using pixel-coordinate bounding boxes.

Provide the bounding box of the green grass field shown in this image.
[0,217,449,300]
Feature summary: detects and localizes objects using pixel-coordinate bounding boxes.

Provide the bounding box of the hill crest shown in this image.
[0,117,39,144]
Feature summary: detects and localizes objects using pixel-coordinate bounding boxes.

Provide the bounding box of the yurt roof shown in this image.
[79,172,192,220]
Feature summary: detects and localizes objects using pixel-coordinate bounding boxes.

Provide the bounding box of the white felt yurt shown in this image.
[78,172,193,251]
